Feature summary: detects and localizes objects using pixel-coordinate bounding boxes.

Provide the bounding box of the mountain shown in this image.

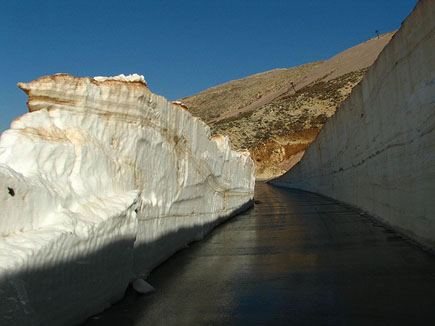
[271,0,434,250]
[179,32,395,179]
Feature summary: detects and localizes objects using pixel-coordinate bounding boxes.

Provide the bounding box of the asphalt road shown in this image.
[83,182,435,325]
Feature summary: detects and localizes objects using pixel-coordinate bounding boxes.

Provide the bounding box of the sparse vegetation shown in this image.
[209,68,368,152]
[179,62,323,121]
[181,32,394,178]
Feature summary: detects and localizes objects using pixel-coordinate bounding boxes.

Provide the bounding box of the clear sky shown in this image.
[0,0,418,133]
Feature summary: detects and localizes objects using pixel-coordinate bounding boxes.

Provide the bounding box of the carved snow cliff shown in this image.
[0,74,255,325]
[271,0,435,248]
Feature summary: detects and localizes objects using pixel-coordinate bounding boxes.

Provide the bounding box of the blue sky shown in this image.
[0,0,417,133]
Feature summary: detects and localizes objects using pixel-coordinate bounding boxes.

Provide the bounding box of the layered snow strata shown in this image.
[271,0,435,248]
[0,73,255,325]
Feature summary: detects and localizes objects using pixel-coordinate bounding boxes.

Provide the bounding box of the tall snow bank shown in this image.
[271,0,435,248]
[0,74,255,325]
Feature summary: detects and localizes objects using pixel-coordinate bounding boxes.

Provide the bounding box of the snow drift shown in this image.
[271,0,435,248]
[0,74,255,325]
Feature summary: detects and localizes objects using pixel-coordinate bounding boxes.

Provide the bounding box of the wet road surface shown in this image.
[83,182,435,325]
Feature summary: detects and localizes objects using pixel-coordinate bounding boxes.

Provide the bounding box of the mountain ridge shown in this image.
[181,31,396,179]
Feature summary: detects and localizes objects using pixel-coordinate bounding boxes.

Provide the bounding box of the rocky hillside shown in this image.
[180,32,395,179]
[179,62,323,122]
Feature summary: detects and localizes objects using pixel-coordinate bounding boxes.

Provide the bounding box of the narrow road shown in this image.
[84,183,435,325]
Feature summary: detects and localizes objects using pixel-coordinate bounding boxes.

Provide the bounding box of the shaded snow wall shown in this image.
[0,74,255,325]
[272,0,435,248]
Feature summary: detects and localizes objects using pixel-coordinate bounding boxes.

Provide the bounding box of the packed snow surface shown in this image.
[93,73,147,84]
[0,74,255,325]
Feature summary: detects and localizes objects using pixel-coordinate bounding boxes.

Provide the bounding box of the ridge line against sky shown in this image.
[0,0,418,133]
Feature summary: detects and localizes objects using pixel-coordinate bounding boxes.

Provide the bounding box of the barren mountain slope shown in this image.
[214,68,368,178]
[181,32,395,179]
[179,61,323,121]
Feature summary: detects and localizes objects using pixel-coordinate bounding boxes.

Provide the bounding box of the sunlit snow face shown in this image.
[0,165,52,235]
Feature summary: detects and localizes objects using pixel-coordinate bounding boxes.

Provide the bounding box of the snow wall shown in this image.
[272,0,435,249]
[0,74,255,325]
